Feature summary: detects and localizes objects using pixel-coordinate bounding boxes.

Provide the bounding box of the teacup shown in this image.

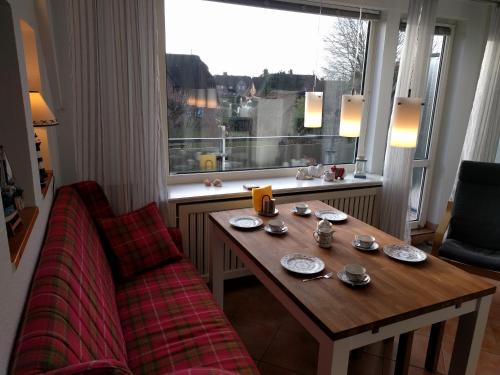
[344,264,367,282]
[295,203,309,214]
[268,219,285,232]
[355,234,375,248]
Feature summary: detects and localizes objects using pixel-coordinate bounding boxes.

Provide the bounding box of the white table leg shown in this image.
[317,339,350,375]
[449,294,493,375]
[208,221,224,308]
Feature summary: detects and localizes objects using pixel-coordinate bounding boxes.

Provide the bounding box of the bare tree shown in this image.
[322,17,367,91]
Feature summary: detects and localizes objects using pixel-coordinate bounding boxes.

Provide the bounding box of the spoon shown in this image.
[302,271,334,282]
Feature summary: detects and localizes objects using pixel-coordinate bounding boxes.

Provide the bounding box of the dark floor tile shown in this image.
[476,351,500,375]
[231,321,277,361]
[261,329,318,375]
[348,351,384,375]
[258,361,302,375]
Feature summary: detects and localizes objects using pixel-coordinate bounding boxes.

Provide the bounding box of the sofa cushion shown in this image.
[10,187,129,374]
[99,202,182,280]
[440,238,500,271]
[116,259,258,375]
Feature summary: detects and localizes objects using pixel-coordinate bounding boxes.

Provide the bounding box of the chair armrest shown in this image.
[167,227,183,253]
[431,201,453,256]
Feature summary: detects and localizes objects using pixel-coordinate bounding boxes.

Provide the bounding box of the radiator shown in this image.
[172,187,381,280]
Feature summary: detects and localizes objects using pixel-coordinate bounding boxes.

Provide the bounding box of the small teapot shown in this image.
[316,219,333,233]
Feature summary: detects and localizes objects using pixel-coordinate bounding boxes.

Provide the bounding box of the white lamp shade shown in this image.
[389,97,423,148]
[206,88,218,109]
[196,89,207,108]
[339,94,364,137]
[304,92,323,128]
[29,91,58,127]
[186,90,197,106]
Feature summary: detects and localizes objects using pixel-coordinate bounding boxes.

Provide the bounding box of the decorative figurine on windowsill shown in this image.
[330,165,345,180]
[296,167,313,180]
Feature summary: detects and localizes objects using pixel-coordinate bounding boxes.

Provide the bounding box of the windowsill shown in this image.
[167,173,383,204]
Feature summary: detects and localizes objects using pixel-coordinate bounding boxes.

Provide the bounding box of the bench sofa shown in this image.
[9,182,258,374]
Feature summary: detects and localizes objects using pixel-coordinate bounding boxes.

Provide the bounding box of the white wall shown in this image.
[427,5,490,224]
[0,0,61,372]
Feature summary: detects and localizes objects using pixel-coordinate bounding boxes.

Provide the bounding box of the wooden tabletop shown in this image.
[209,200,496,340]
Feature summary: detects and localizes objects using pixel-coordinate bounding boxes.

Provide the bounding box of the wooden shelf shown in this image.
[41,170,53,198]
[8,207,39,267]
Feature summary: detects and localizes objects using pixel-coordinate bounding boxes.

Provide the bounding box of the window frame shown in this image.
[164,2,376,184]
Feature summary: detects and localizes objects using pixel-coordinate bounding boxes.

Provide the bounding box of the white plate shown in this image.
[315,210,348,222]
[352,240,380,252]
[280,254,325,274]
[291,208,312,216]
[229,215,263,229]
[383,244,428,263]
[264,225,288,235]
[337,271,371,286]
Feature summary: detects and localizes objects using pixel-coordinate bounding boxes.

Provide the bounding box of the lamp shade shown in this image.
[206,88,218,109]
[304,92,323,128]
[389,97,422,148]
[29,91,58,127]
[339,94,364,137]
[195,89,207,108]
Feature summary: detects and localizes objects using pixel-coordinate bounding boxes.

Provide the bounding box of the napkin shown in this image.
[252,185,272,213]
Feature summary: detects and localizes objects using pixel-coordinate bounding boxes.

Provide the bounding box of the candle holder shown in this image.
[354,157,367,179]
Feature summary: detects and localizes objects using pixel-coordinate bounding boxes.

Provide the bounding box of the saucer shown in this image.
[292,207,312,216]
[352,240,379,252]
[264,224,288,235]
[259,209,279,217]
[337,271,371,286]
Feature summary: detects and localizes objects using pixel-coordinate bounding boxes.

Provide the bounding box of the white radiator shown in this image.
[171,187,381,280]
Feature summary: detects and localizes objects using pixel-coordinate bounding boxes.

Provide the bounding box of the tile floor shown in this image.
[224,275,500,375]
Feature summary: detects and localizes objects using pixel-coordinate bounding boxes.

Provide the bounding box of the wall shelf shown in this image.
[8,207,39,267]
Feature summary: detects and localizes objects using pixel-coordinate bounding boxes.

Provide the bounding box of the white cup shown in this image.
[344,264,367,282]
[268,219,285,231]
[355,234,375,248]
[295,203,309,214]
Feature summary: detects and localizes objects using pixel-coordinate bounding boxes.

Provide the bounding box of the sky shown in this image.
[164,0,340,78]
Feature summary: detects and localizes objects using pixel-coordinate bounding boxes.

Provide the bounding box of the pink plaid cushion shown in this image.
[116,259,258,375]
[167,369,240,375]
[99,203,182,279]
[10,187,129,374]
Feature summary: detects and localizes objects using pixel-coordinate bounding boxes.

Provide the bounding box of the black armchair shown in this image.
[432,160,500,279]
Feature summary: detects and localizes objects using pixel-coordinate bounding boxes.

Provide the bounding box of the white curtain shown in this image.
[66,0,168,214]
[379,0,438,240]
[458,7,500,165]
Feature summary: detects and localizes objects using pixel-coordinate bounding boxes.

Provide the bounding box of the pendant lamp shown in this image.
[389,97,423,148]
[304,92,323,128]
[339,94,364,137]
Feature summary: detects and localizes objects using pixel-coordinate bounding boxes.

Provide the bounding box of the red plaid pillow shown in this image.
[98,203,182,279]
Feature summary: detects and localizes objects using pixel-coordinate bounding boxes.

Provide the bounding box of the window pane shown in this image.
[409,167,426,222]
[165,0,369,174]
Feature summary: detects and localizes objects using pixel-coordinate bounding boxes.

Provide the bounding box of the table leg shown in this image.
[317,339,350,375]
[425,322,445,372]
[395,331,414,375]
[208,222,224,308]
[449,295,492,375]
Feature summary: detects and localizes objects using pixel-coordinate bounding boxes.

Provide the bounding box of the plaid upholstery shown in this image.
[98,203,182,280]
[71,181,115,220]
[10,187,129,374]
[45,360,132,375]
[167,369,240,375]
[116,259,258,375]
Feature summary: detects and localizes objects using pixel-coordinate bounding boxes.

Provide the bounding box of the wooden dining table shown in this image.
[208,200,495,375]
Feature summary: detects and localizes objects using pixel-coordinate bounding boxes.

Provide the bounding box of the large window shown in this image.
[165,0,370,174]
[392,24,452,226]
